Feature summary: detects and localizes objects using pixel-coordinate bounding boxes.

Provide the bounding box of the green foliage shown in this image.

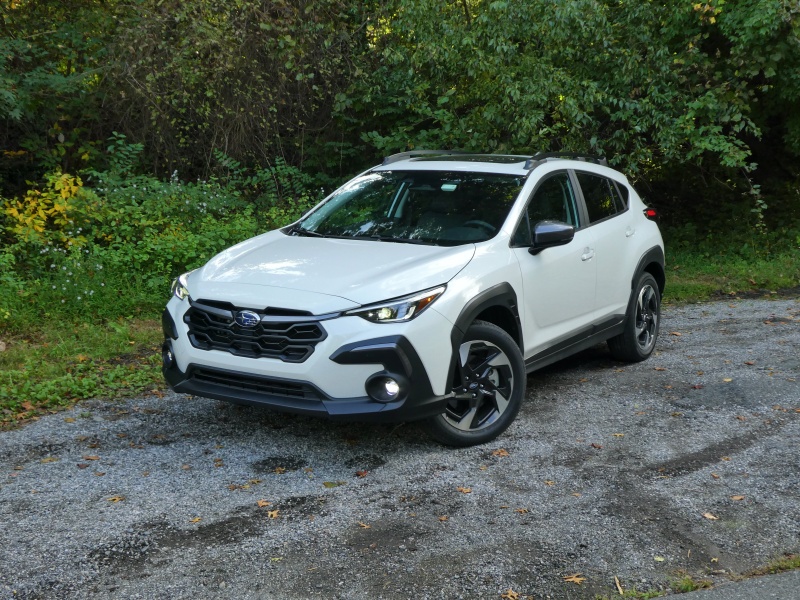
[0,0,116,190]
[104,0,374,179]
[0,136,320,331]
[346,0,799,173]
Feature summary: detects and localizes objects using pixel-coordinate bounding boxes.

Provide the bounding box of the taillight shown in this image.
[643,207,657,220]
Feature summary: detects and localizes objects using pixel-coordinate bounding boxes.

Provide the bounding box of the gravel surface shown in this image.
[1,298,799,600]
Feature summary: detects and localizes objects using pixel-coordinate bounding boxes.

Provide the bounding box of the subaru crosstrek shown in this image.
[162,151,665,446]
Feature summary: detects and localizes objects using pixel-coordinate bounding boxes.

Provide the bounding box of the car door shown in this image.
[511,171,597,360]
[573,170,636,323]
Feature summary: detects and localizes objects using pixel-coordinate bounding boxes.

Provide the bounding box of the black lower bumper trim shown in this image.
[163,335,448,423]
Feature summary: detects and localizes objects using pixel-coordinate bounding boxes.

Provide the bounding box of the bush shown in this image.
[0,146,322,330]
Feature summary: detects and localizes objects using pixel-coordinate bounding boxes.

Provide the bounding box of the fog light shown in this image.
[162,342,175,369]
[365,373,408,403]
[384,379,400,397]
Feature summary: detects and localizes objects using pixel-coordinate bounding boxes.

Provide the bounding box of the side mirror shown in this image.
[528,220,575,255]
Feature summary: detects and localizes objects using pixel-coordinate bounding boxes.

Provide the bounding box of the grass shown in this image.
[0,318,163,428]
[665,246,800,303]
[746,553,800,577]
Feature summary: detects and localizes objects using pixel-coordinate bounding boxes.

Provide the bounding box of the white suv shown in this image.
[162,152,664,446]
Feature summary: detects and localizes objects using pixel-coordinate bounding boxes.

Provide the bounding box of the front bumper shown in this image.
[162,307,452,423]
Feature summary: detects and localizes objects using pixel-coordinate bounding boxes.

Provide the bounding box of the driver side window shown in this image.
[512,172,578,245]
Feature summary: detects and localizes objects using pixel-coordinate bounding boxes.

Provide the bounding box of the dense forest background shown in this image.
[3,0,799,206]
[1,0,799,318]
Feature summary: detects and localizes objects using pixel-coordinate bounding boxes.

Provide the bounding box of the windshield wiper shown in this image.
[351,235,437,245]
[286,224,324,237]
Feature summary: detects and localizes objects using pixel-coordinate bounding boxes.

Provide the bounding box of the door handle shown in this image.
[581,248,595,261]
[626,226,636,238]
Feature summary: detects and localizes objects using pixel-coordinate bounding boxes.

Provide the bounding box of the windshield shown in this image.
[292,171,525,245]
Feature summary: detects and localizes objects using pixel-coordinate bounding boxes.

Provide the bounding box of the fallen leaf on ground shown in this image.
[77,463,89,469]
[257,499,272,508]
[691,384,704,389]
[711,473,720,479]
[82,455,100,461]
[721,456,731,461]
[515,508,529,514]
[267,509,279,519]
[40,457,59,463]
[500,589,520,600]
[438,515,449,522]
[590,443,603,449]
[544,480,555,486]
[107,495,125,502]
[323,481,345,488]
[736,415,746,421]
[273,466,286,474]
[744,361,755,365]
[189,517,201,523]
[21,401,34,411]
[456,486,472,494]
[64,417,75,423]
[612,433,624,437]
[654,556,665,562]
[356,470,368,478]
[723,378,732,382]
[669,331,682,336]
[357,522,371,529]
[571,493,581,497]
[731,495,745,501]
[563,573,586,584]
[703,512,719,520]
[492,448,510,457]
[654,367,667,371]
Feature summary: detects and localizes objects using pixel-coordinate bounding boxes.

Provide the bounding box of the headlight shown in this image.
[170,271,193,300]
[346,286,445,323]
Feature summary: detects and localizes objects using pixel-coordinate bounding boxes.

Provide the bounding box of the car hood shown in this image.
[190,231,475,312]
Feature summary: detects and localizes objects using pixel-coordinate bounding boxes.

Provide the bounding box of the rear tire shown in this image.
[423,320,525,447]
[608,272,661,362]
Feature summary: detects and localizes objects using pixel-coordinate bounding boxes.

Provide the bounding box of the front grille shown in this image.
[192,368,323,401]
[184,299,330,363]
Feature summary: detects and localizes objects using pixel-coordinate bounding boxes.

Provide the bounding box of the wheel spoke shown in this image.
[451,406,479,431]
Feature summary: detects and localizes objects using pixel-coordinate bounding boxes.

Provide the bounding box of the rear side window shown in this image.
[575,172,625,223]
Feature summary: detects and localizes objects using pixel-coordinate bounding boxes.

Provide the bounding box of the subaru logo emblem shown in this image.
[234,310,260,328]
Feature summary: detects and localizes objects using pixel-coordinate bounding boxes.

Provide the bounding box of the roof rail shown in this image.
[382,150,469,165]
[524,152,608,169]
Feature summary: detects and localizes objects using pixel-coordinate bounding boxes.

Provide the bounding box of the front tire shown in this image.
[608,272,661,362]
[423,321,525,447]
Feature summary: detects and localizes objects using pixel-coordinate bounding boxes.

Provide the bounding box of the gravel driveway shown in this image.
[2,298,798,599]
